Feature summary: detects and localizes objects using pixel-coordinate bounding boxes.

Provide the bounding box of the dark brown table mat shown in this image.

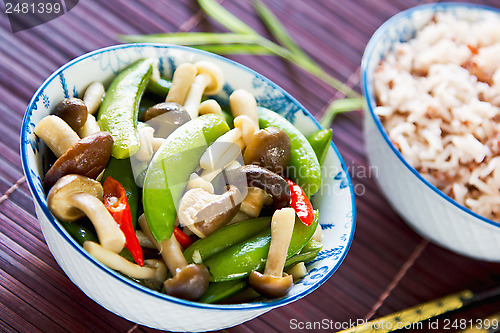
[1,0,500,332]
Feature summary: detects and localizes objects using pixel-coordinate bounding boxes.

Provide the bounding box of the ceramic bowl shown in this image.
[362,3,500,262]
[21,44,355,331]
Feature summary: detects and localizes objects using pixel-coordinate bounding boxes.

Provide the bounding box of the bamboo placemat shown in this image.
[1,0,500,332]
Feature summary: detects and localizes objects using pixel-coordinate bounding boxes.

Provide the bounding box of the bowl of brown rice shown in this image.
[362,2,500,261]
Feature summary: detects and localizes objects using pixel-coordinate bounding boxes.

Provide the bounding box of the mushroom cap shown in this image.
[194,61,224,95]
[47,174,104,222]
[142,102,191,138]
[53,98,88,131]
[163,264,210,300]
[243,126,291,175]
[248,271,293,298]
[228,165,291,209]
[44,131,113,188]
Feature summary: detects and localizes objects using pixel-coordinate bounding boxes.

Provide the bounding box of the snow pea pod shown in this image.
[307,129,332,166]
[198,279,248,304]
[61,221,97,246]
[258,107,321,197]
[204,211,319,282]
[147,78,171,98]
[184,216,272,263]
[143,114,230,242]
[284,239,323,269]
[102,157,140,228]
[98,59,155,159]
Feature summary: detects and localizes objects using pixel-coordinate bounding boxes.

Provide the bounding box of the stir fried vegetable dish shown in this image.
[35,58,329,303]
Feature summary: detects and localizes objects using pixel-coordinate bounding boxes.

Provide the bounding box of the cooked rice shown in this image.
[374,12,500,222]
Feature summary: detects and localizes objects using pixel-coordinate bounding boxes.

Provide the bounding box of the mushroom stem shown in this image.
[83,82,105,115]
[184,73,212,119]
[138,214,210,300]
[162,234,189,275]
[138,214,187,275]
[229,89,259,129]
[152,137,165,154]
[183,61,224,119]
[34,115,80,157]
[165,63,197,105]
[199,128,243,172]
[199,99,222,115]
[78,114,100,138]
[264,207,295,277]
[83,241,167,281]
[134,126,155,162]
[68,193,125,253]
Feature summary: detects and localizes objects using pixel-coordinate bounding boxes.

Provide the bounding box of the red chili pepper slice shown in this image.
[286,178,314,226]
[174,226,193,250]
[103,176,144,266]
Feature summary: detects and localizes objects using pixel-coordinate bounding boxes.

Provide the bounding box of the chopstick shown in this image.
[338,286,500,333]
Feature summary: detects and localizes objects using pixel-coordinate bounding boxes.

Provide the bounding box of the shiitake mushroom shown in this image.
[243,126,291,175]
[52,98,88,131]
[142,102,190,138]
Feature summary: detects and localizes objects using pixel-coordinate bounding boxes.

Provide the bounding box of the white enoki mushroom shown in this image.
[199,128,244,172]
[83,241,167,281]
[138,214,188,276]
[234,115,257,146]
[240,187,266,218]
[34,115,80,157]
[184,61,224,119]
[186,173,214,194]
[78,114,100,138]
[229,89,259,129]
[198,99,222,115]
[265,208,295,277]
[135,126,155,162]
[165,63,197,105]
[83,82,105,115]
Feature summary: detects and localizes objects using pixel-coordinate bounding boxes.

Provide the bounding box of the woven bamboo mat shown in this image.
[1,0,500,332]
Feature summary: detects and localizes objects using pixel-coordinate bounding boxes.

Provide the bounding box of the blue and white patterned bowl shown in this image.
[362,3,500,262]
[20,44,355,331]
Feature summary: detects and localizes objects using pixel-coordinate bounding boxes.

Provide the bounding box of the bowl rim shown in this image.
[361,2,500,230]
[20,43,356,311]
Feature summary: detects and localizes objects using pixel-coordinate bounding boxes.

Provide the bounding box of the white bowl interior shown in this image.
[21,44,356,331]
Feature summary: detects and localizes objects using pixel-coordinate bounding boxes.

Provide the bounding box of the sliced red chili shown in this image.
[286,178,314,226]
[174,226,194,250]
[103,176,144,266]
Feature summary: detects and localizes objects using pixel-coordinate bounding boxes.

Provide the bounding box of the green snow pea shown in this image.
[198,279,248,304]
[307,129,332,166]
[147,78,171,97]
[61,221,97,246]
[284,239,323,269]
[102,157,140,228]
[204,211,319,282]
[258,107,322,197]
[143,114,230,242]
[184,216,272,263]
[98,58,155,159]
